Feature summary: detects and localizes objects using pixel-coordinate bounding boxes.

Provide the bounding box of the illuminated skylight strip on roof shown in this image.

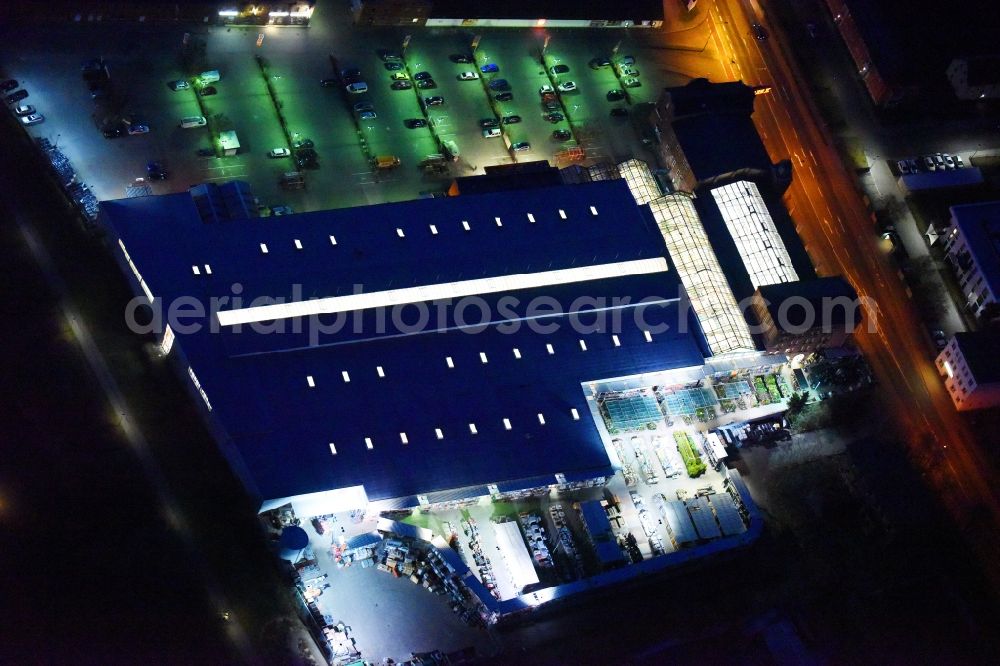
[216,257,669,326]
[710,180,799,289]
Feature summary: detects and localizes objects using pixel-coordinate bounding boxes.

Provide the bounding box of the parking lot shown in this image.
[1,9,685,214]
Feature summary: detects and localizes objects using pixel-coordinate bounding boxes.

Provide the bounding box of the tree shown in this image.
[785,392,809,419]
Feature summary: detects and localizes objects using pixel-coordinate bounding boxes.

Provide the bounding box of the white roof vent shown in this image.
[495,216,503,227]
[306,375,315,388]
[400,432,409,444]
[329,235,337,245]
[396,228,405,238]
[480,352,488,364]
[469,423,478,434]
[513,348,522,359]
[558,209,567,219]
[192,265,201,275]
[644,330,653,343]
[341,371,351,383]
[612,335,621,347]
[537,413,546,425]
[435,428,444,440]
[546,343,555,355]
[329,442,337,455]
[462,220,471,231]
[204,264,212,275]
[446,356,454,368]
[294,239,303,250]
[527,213,535,223]
[260,243,269,254]
[503,418,512,431]
[571,408,580,420]
[429,224,438,235]
[365,437,374,450]
[579,339,587,351]
[590,206,598,215]
[376,366,385,378]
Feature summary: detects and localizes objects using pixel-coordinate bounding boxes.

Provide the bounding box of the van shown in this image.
[199,70,220,83]
[482,127,501,139]
[346,81,368,94]
[280,171,306,190]
[373,155,400,170]
[180,116,207,128]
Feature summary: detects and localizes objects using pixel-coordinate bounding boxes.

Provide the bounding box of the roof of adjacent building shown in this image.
[755,276,860,331]
[430,0,663,21]
[662,80,775,182]
[101,179,709,505]
[953,332,1000,384]
[950,200,1000,295]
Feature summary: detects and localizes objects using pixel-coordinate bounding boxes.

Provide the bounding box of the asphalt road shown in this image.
[699,0,1000,586]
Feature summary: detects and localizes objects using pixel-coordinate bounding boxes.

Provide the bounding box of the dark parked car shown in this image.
[552,129,572,141]
[479,118,500,128]
[589,56,611,69]
[197,147,215,156]
[5,89,28,104]
[480,63,499,73]
[413,71,432,81]
[511,141,531,152]
[384,61,404,71]
[610,107,629,117]
[146,162,168,180]
[550,64,569,75]
[542,100,561,111]
[606,89,625,101]
[449,54,474,63]
[417,79,437,89]
[494,91,513,102]
[1,79,18,93]
[391,80,413,90]
[488,79,510,91]
[544,112,564,123]
[502,115,521,125]
[199,86,217,97]
[423,96,445,106]
[377,49,402,61]
[404,118,428,129]
[292,138,315,150]
[340,67,362,80]
[102,126,124,138]
[320,78,338,87]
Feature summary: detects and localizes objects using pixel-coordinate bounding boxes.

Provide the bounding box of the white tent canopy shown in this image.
[493,521,539,594]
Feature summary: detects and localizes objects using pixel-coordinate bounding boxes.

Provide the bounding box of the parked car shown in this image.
[391,80,413,90]
[610,107,629,117]
[932,153,946,169]
[146,162,168,180]
[292,138,314,150]
[931,329,948,350]
[271,205,294,215]
[180,116,207,128]
[197,147,215,156]
[423,95,445,106]
[550,64,569,75]
[544,112,564,122]
[269,147,291,158]
[482,127,502,138]
[480,63,499,73]
[404,118,427,129]
[13,104,35,117]
[511,141,531,152]
[390,72,409,80]
[169,80,190,91]
[377,49,402,62]
[413,71,432,81]
[922,155,936,171]
[557,81,577,92]
[941,153,956,169]
[340,67,362,80]
[752,23,769,41]
[606,89,625,101]
[897,159,911,175]
[552,129,572,141]
[538,84,554,95]
[488,79,510,91]
[20,113,44,126]
[542,100,561,111]
[540,92,557,103]
[346,82,368,93]
[907,158,920,172]
[450,54,474,63]
[479,118,500,128]
[0,79,18,92]
[495,91,513,102]
[103,126,124,138]
[619,65,639,77]
[5,89,28,104]
[353,102,374,113]
[199,86,217,97]
[954,155,965,168]
[417,79,437,89]
[623,77,642,88]
[458,71,479,80]
[127,124,149,135]
[589,57,612,69]
[383,61,404,71]
[502,115,521,124]
[320,78,338,87]
[358,110,377,120]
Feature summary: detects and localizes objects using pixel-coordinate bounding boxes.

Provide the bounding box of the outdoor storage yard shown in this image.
[0,3,682,216]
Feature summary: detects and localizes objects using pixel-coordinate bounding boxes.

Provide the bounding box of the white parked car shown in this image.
[170,80,190,91]
[180,116,207,128]
[557,81,577,92]
[538,84,554,95]
[346,81,368,94]
[268,148,291,158]
[21,113,44,125]
[127,124,150,135]
[14,104,35,116]
[458,71,479,80]
[942,153,956,169]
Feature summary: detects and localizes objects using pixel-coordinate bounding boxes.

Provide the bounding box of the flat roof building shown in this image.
[936,331,1000,412]
[750,277,862,355]
[353,0,663,28]
[942,201,1000,319]
[100,179,711,516]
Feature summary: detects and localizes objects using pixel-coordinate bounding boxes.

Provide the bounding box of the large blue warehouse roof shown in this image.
[101,180,709,505]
